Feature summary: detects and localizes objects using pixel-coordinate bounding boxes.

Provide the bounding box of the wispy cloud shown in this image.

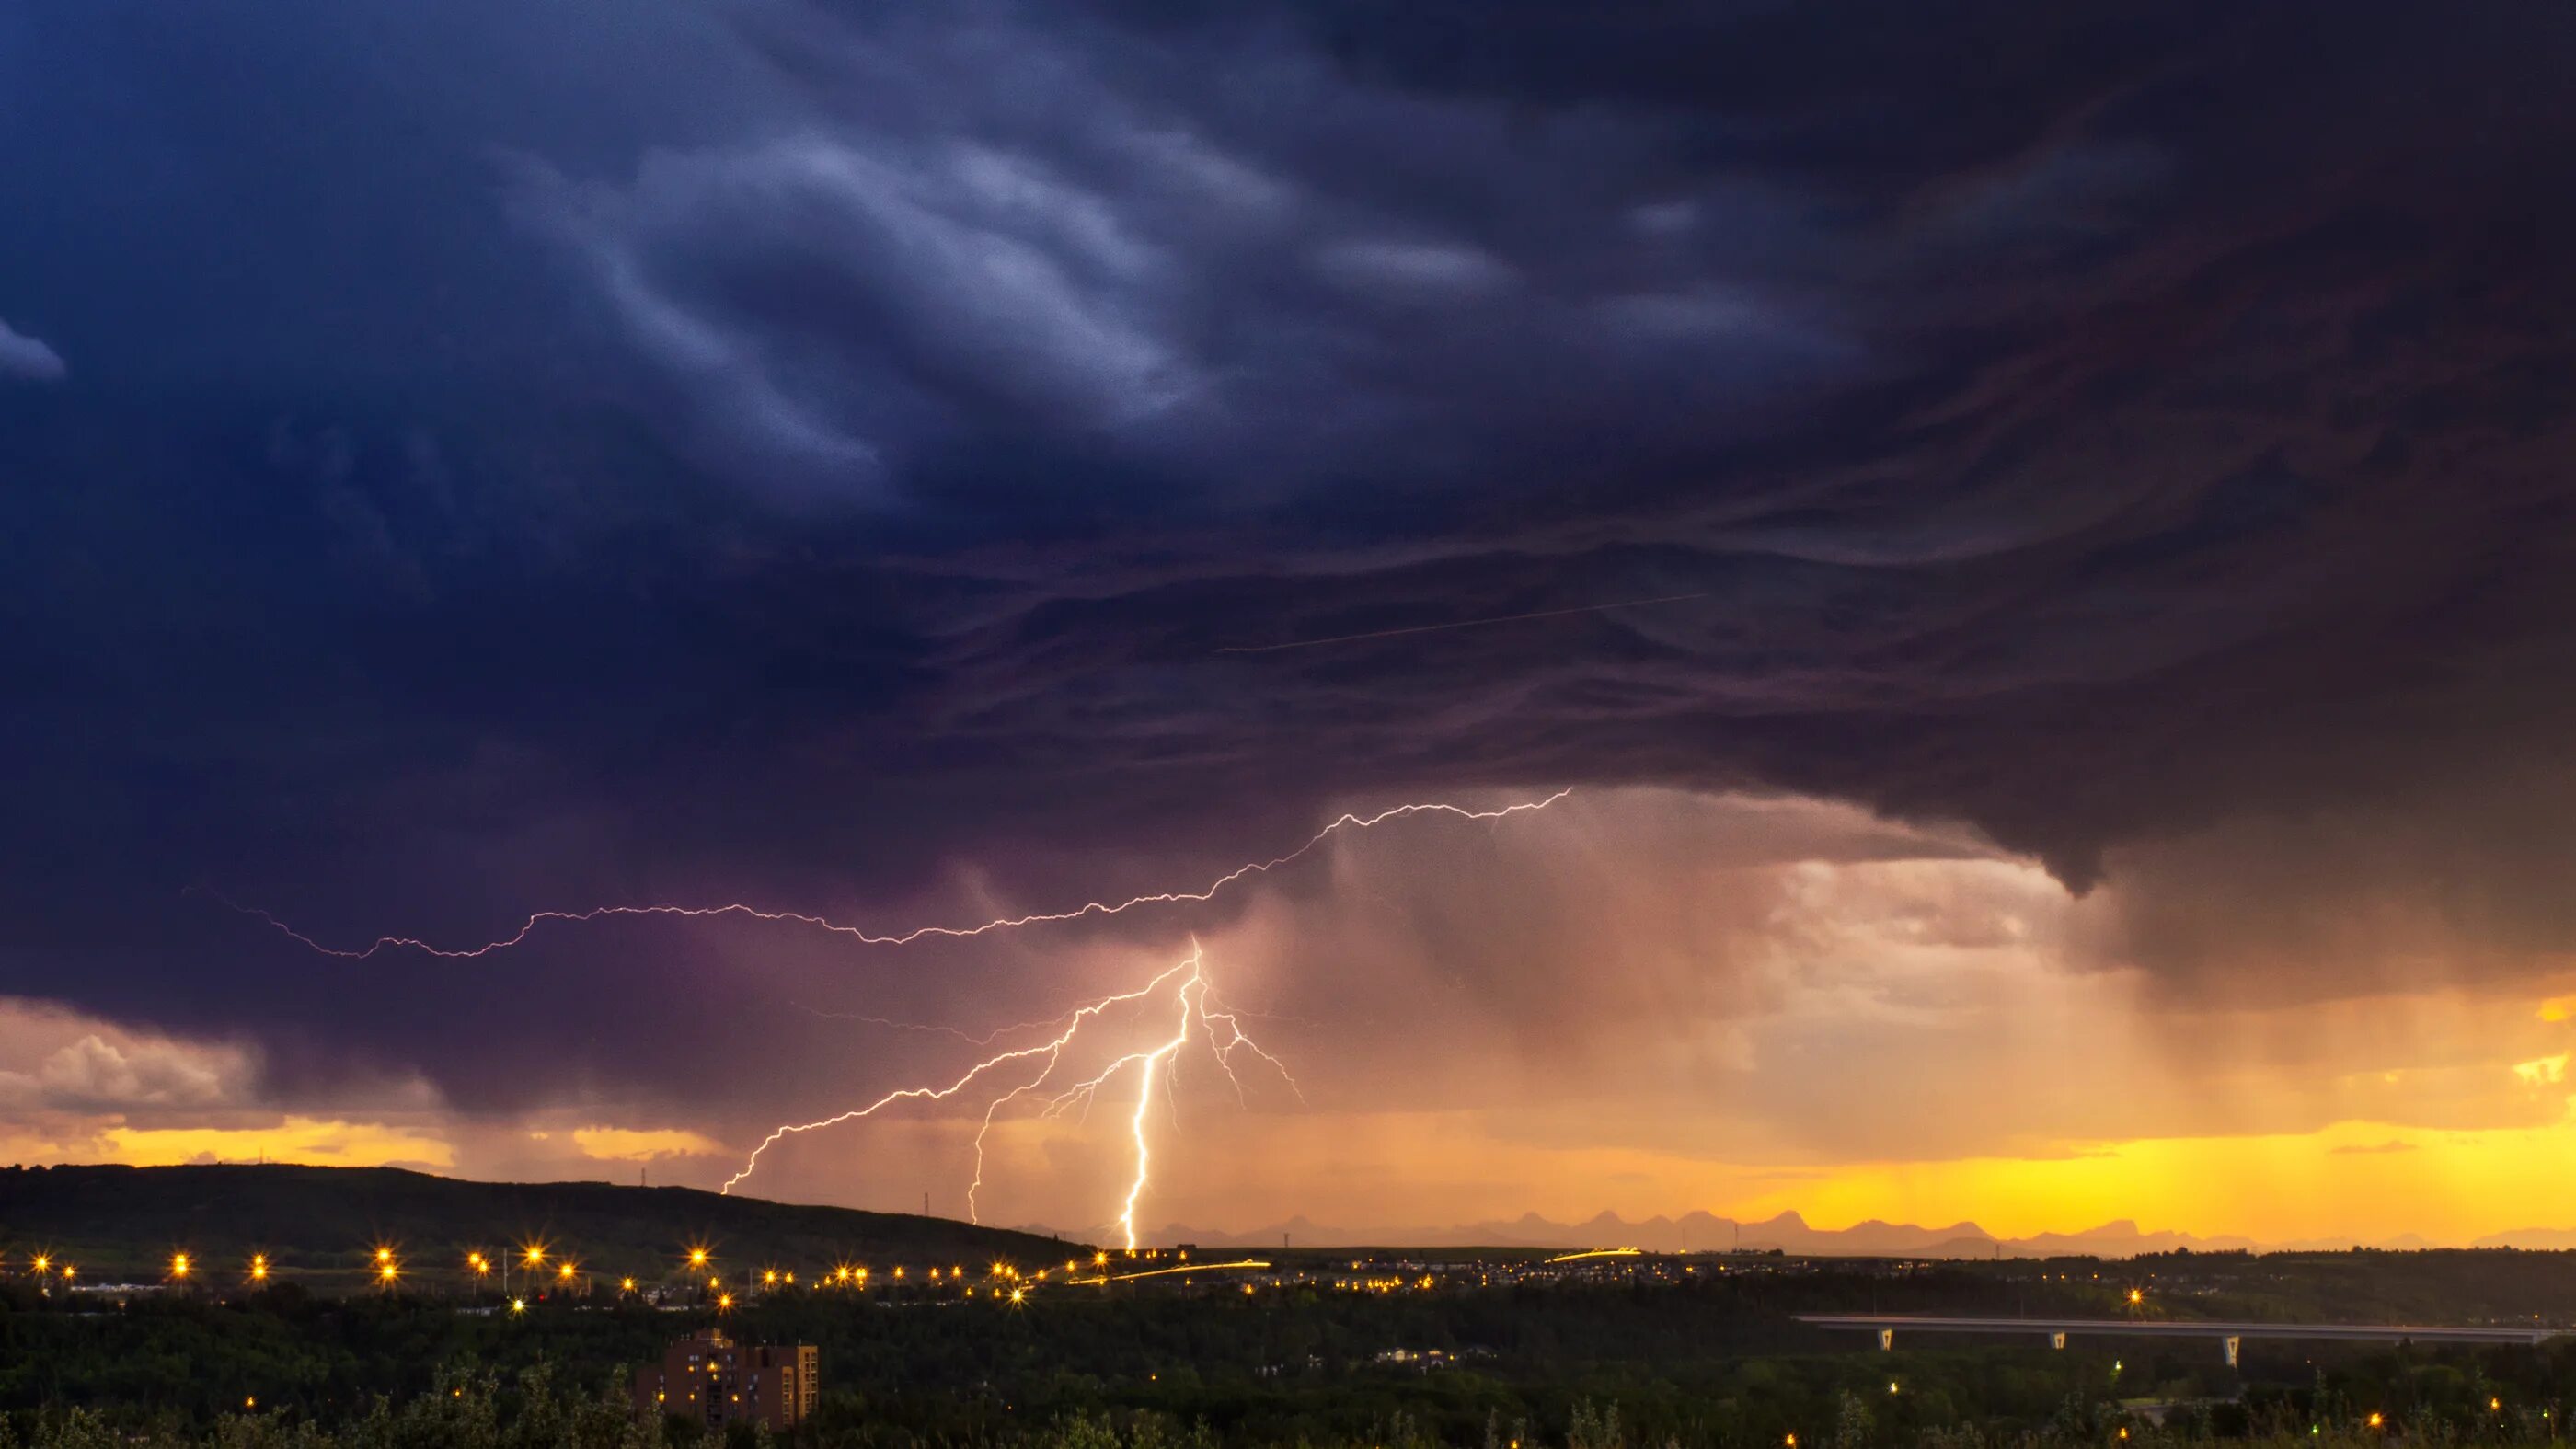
[0,316,64,381]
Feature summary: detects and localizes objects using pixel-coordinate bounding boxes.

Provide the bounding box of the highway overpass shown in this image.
[1796,1316,2564,1364]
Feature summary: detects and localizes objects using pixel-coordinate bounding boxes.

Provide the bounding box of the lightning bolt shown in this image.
[720,954,1199,1198]
[741,939,1296,1250]
[204,789,1572,960]
[213,791,1558,1241]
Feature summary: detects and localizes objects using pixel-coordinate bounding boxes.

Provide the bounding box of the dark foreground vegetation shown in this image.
[3,1265,2575,1449]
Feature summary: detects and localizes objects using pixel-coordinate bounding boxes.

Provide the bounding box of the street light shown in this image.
[171,1252,192,1280]
[250,1254,269,1282]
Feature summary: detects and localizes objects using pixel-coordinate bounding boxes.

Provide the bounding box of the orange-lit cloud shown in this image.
[572,1125,724,1162]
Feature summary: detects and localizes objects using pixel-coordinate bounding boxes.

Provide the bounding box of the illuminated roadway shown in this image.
[1799,1316,2563,1362]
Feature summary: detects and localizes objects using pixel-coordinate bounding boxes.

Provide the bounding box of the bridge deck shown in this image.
[1797,1316,2559,1345]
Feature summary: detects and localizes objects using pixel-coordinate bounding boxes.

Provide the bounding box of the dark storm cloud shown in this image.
[5,0,2576,1117]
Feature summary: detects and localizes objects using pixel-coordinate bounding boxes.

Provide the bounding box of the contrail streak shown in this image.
[1213,593,1714,655]
[208,789,1572,960]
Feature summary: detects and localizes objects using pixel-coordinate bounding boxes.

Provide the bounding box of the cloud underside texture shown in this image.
[0,0,2573,1121]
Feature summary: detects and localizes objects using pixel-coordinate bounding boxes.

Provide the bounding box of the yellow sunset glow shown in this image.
[97,1117,455,1169]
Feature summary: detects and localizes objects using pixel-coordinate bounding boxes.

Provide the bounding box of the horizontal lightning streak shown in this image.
[208,790,1572,960]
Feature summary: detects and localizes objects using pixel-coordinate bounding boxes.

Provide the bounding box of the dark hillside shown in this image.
[0,1163,1084,1290]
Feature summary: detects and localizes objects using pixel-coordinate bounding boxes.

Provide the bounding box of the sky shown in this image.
[5,0,2576,1247]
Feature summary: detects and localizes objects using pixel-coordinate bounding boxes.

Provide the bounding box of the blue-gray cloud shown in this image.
[0,316,63,381]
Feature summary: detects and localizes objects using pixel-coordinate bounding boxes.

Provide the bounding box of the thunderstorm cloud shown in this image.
[4,0,2576,1236]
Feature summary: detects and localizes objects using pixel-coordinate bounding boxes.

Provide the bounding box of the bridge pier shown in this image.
[2225,1337,2240,1368]
[1878,1329,1894,1351]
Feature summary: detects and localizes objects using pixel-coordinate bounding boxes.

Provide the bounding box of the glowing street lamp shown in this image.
[379,1261,400,1287]
[250,1254,270,1282]
[30,1254,50,1278]
[170,1252,192,1281]
[717,1293,735,1312]
[557,1261,576,1283]
[687,1247,709,1270]
[509,1298,525,1314]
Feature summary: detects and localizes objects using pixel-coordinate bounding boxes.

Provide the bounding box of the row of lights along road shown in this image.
[11,1245,1194,1307]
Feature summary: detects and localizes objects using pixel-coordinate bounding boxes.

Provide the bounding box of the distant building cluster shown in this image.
[634,1328,818,1433]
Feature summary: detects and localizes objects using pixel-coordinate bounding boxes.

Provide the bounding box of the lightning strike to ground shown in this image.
[732,940,1295,1248]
